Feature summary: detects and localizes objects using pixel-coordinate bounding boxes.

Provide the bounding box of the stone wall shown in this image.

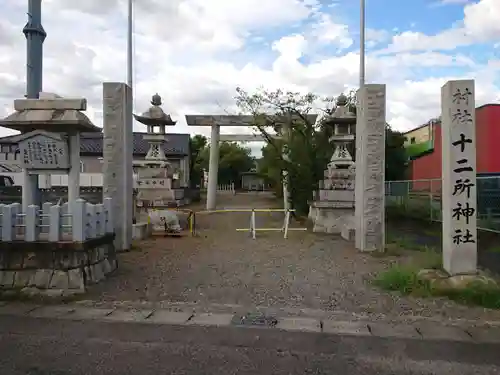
[0,237,117,297]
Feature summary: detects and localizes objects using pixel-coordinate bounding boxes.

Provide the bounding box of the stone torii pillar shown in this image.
[186,116,232,210]
[207,124,220,210]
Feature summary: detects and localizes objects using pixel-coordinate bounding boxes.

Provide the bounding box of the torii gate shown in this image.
[185,114,317,210]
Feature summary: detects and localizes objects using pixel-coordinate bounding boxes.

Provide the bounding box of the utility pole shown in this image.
[23,0,46,208]
[127,0,133,89]
[23,0,46,99]
[359,0,365,88]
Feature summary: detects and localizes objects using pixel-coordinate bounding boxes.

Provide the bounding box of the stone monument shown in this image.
[133,93,176,209]
[103,82,133,252]
[0,95,100,211]
[441,80,477,275]
[308,94,357,238]
[354,84,386,252]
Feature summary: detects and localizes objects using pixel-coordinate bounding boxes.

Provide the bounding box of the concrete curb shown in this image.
[0,302,498,343]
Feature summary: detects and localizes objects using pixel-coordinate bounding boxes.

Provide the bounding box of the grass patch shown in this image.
[487,246,500,253]
[370,244,404,258]
[376,234,442,263]
[374,266,500,309]
[130,243,142,252]
[374,266,432,297]
[419,250,442,269]
[443,282,500,309]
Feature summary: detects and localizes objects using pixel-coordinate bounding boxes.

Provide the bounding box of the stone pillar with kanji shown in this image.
[441,80,477,275]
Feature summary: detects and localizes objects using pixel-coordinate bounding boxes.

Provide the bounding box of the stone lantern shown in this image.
[133,94,177,209]
[308,93,357,237]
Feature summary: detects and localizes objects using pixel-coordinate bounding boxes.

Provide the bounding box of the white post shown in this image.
[355,84,386,252]
[1,205,14,241]
[95,203,105,236]
[49,204,61,242]
[68,132,81,212]
[283,209,290,239]
[22,171,37,211]
[441,80,477,275]
[104,197,114,233]
[251,209,256,239]
[25,205,39,242]
[72,198,86,242]
[206,124,220,210]
[42,202,52,233]
[86,203,97,239]
[61,202,70,234]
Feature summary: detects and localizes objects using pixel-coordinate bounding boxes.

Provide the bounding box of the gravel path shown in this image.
[86,192,500,324]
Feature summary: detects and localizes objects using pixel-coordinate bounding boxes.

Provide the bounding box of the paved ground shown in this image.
[1,312,500,374]
[85,192,500,325]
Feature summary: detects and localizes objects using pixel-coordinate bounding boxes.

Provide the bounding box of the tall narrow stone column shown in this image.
[441,80,477,275]
[206,124,220,210]
[67,133,81,211]
[355,84,386,252]
[103,82,133,251]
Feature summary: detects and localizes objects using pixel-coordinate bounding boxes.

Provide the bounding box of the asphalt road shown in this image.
[0,315,499,375]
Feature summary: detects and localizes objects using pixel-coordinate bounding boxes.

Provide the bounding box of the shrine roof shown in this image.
[0,132,190,157]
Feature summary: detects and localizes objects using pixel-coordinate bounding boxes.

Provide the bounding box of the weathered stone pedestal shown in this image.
[309,201,355,239]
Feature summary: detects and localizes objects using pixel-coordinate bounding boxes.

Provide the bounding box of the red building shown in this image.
[410,104,500,186]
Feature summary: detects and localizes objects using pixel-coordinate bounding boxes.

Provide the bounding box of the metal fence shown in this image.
[385,176,500,233]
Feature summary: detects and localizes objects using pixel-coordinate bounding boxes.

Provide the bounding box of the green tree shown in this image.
[235,87,325,215]
[199,141,255,187]
[257,140,285,197]
[235,87,408,215]
[189,134,207,187]
[385,127,408,181]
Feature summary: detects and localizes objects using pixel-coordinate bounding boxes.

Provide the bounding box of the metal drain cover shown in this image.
[231,312,278,327]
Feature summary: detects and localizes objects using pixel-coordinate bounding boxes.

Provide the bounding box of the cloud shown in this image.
[431,0,472,7]
[0,0,498,143]
[383,0,500,54]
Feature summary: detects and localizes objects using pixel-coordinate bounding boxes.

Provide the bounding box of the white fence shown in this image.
[5,173,104,187]
[0,197,113,242]
[200,183,235,193]
[217,183,235,193]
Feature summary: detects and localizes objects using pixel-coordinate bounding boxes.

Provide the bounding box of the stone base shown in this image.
[308,202,355,235]
[418,269,498,291]
[341,224,355,241]
[133,222,153,240]
[0,241,118,297]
